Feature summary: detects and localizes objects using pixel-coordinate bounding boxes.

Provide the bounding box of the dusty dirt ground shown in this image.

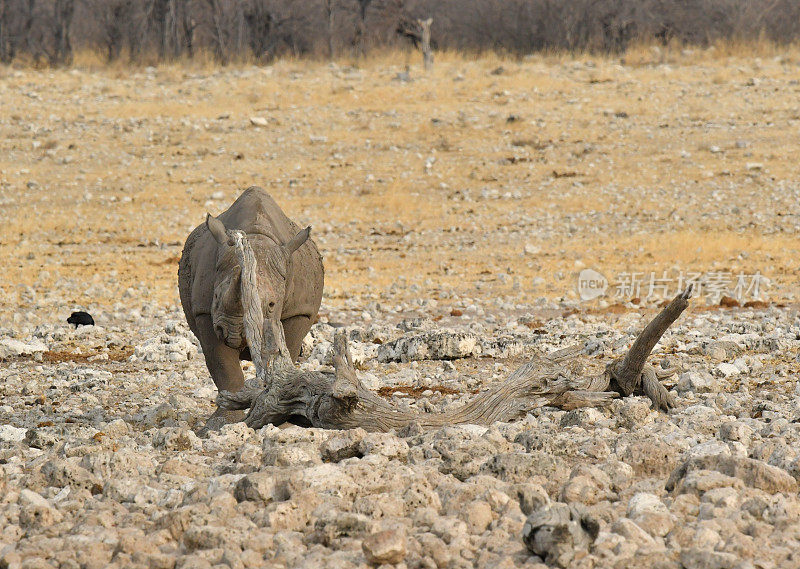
[1,48,800,569]
[1,48,799,314]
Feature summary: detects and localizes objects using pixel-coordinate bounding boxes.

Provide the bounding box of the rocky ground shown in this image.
[1,295,800,568]
[2,48,800,568]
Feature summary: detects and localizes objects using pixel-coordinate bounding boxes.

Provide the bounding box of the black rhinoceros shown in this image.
[178,187,324,430]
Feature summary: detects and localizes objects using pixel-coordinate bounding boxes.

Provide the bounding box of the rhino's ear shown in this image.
[206,214,232,246]
[284,226,311,256]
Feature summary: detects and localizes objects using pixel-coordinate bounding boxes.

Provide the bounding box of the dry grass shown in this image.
[1,45,798,318]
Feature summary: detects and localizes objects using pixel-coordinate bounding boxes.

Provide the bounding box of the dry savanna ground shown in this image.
[4,45,800,569]
[1,46,800,319]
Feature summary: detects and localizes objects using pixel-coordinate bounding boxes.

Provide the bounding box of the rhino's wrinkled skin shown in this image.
[178,187,323,428]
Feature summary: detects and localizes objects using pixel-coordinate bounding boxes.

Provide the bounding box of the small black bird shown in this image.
[67,311,94,328]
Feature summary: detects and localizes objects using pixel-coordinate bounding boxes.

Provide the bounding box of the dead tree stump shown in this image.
[418,18,433,71]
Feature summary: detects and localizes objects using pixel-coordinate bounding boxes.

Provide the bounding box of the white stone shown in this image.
[19,489,50,509]
[0,338,47,358]
[684,440,731,461]
[0,424,27,443]
[677,371,721,393]
[627,493,668,517]
[716,363,740,377]
[732,357,749,373]
[132,334,197,362]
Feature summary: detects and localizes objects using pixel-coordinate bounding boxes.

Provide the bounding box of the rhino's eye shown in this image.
[268,302,275,308]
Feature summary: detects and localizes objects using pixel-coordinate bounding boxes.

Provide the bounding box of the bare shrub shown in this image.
[1,0,799,66]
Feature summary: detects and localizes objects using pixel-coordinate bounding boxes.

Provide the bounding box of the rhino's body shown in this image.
[178,187,323,411]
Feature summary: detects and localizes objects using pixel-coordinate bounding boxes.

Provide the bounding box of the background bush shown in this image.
[1,0,799,65]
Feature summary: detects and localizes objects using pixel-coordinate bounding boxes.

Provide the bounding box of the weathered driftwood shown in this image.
[218,286,693,432]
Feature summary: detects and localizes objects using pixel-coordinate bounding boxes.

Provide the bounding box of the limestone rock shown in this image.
[131,333,197,362]
[362,527,407,565]
[676,371,722,393]
[667,455,797,495]
[377,331,480,362]
[234,472,279,504]
[0,337,47,359]
[522,503,599,568]
[321,428,367,462]
[0,424,26,443]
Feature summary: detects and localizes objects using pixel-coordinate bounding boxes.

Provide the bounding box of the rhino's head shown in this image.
[206,214,310,362]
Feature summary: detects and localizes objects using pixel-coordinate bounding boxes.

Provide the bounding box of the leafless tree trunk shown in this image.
[243,0,275,62]
[205,0,228,63]
[48,0,74,66]
[180,1,197,58]
[165,0,178,57]
[126,0,148,61]
[96,0,131,62]
[418,16,432,70]
[22,0,35,60]
[148,0,169,59]
[354,0,372,56]
[0,0,11,64]
[0,0,6,63]
[236,1,245,56]
[324,0,334,59]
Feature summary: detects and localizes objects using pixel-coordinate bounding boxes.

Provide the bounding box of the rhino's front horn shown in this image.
[284,226,311,256]
[206,213,233,246]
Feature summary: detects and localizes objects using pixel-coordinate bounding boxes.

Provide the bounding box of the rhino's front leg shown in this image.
[195,314,245,433]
